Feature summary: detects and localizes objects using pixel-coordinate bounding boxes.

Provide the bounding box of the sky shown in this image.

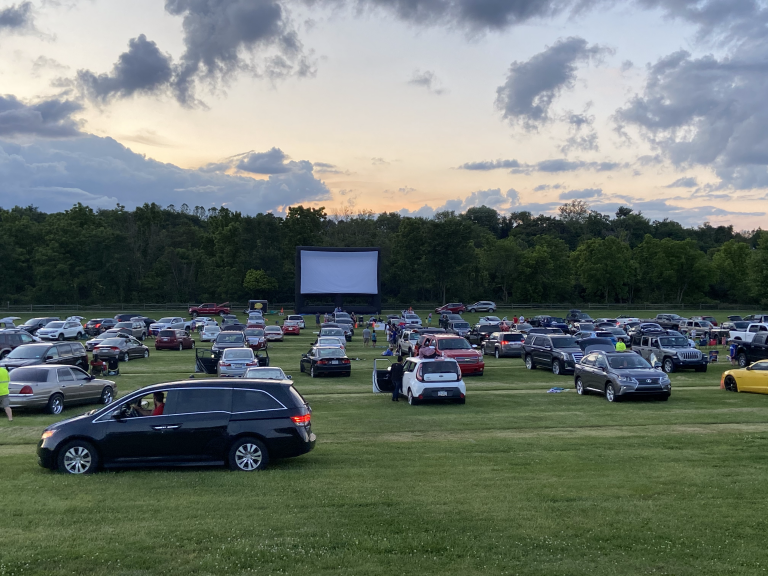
[1,0,767,227]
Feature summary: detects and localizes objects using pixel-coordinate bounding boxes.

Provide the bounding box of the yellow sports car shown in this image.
[722,360,768,393]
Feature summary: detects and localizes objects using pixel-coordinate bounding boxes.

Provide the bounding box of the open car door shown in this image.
[195,347,219,374]
[372,358,394,393]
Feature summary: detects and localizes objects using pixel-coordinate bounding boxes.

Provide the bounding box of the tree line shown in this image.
[0,200,766,307]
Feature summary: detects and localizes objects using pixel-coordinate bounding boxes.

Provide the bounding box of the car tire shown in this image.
[77,332,84,340]
[724,375,738,392]
[310,365,317,378]
[662,358,675,373]
[407,389,418,405]
[605,383,619,402]
[100,387,114,405]
[191,341,195,349]
[47,393,64,415]
[57,333,64,341]
[489,308,495,313]
[552,361,563,376]
[143,349,149,358]
[57,440,99,475]
[300,363,305,373]
[178,343,183,351]
[575,377,587,395]
[228,437,269,471]
[495,348,500,359]
[123,352,130,362]
[525,355,535,370]
[737,353,748,368]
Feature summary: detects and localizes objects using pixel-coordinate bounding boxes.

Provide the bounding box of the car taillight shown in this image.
[415,366,424,382]
[246,361,258,366]
[19,385,33,395]
[317,360,328,365]
[219,362,231,367]
[110,347,119,351]
[291,413,311,426]
[342,359,350,364]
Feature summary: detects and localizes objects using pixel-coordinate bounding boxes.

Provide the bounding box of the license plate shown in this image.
[438,391,448,397]
[332,360,339,364]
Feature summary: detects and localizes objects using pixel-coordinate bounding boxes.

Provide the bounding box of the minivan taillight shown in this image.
[291,413,311,426]
[19,385,33,395]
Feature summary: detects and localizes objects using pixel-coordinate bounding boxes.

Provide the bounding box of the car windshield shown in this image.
[502,333,523,342]
[45,322,64,329]
[321,329,344,337]
[336,314,351,320]
[579,323,595,331]
[421,361,460,375]
[245,368,285,379]
[732,322,749,329]
[157,317,175,324]
[245,329,264,336]
[10,367,50,381]
[116,322,132,328]
[405,314,419,320]
[453,322,470,329]
[608,355,651,369]
[7,346,45,359]
[318,348,346,358]
[608,328,625,335]
[217,334,244,343]
[552,337,579,349]
[224,349,253,360]
[22,318,44,326]
[551,317,565,323]
[318,338,342,346]
[659,336,689,347]
[99,338,124,346]
[438,338,471,350]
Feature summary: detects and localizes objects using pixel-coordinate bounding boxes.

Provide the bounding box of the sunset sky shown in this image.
[1,0,767,227]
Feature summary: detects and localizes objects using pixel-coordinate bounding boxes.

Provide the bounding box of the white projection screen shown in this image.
[300,250,379,294]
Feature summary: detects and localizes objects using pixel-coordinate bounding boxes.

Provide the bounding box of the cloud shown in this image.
[371,157,389,165]
[559,187,603,200]
[0,95,83,138]
[166,0,315,106]
[399,187,521,217]
[31,56,69,77]
[495,37,610,130]
[591,198,765,227]
[408,69,446,95]
[76,35,173,102]
[533,183,564,191]
[0,136,331,214]
[313,161,345,174]
[235,147,291,174]
[0,2,34,34]
[666,176,698,188]
[615,36,768,189]
[560,107,599,154]
[458,158,521,171]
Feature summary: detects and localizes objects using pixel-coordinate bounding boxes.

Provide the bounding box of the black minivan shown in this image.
[37,379,315,474]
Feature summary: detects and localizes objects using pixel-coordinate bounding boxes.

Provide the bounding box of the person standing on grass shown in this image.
[371,330,377,348]
[390,356,404,402]
[0,366,11,422]
[427,313,432,326]
[729,342,738,366]
[363,326,371,347]
[315,312,320,328]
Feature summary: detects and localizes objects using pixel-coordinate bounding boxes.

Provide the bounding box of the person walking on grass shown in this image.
[390,355,404,402]
[363,326,372,347]
[0,366,11,422]
[371,330,377,348]
[427,313,432,327]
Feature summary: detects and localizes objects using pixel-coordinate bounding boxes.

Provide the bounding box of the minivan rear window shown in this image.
[232,389,283,412]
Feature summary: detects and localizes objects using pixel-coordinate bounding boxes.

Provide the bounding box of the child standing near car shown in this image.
[371,330,377,348]
[729,342,738,366]
[427,313,432,326]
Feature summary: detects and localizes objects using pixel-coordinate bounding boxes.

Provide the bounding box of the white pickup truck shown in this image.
[729,323,768,342]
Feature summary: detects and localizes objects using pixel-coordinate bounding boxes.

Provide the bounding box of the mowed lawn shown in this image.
[1,308,767,575]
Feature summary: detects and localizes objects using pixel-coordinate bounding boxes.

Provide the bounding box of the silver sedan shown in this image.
[217,348,257,377]
[7,364,117,415]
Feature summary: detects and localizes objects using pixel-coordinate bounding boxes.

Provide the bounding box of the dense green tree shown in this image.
[572,237,633,303]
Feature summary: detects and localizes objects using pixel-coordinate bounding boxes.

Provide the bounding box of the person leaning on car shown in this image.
[390,356,404,402]
[0,366,11,421]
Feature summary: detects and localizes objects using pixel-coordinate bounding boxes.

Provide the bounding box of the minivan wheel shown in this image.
[663,358,675,373]
[576,378,587,395]
[229,438,269,471]
[58,441,98,475]
[552,361,562,375]
[47,393,64,415]
[525,355,535,370]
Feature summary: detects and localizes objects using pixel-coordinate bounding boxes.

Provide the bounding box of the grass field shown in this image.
[1,308,767,575]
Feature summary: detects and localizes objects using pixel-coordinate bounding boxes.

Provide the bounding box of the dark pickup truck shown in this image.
[733,333,768,368]
[641,314,686,330]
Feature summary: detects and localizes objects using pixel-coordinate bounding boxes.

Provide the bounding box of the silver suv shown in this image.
[631,330,708,373]
[114,320,146,340]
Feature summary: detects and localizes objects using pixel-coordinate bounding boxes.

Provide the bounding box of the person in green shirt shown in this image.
[615,341,627,352]
[0,366,11,421]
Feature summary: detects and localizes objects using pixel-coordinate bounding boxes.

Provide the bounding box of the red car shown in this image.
[155,329,195,350]
[244,328,267,350]
[282,321,301,335]
[435,303,466,314]
[188,302,231,318]
[420,334,484,376]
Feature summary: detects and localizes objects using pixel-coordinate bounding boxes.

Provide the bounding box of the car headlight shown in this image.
[660,375,671,384]
[41,430,56,440]
[617,375,637,384]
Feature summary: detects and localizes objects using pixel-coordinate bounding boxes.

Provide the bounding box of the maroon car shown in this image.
[188,302,231,318]
[155,329,195,351]
[435,303,466,314]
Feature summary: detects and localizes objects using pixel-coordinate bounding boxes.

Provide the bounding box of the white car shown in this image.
[286,315,305,329]
[149,317,185,336]
[400,313,422,326]
[37,320,84,341]
[201,324,221,342]
[316,336,345,349]
[478,316,502,325]
[373,356,466,405]
[244,366,291,380]
[397,329,420,356]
